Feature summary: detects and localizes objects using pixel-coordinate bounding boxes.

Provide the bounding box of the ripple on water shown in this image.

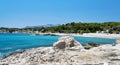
[0,47,12,50]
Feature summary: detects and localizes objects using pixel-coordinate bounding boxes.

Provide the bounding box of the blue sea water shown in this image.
[0,33,116,58]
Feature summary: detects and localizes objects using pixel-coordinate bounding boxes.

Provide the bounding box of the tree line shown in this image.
[0,22,120,34]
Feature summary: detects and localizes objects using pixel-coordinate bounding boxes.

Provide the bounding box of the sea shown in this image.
[0,33,117,58]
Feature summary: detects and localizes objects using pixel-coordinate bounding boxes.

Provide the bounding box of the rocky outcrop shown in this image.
[0,36,120,65]
[53,36,83,50]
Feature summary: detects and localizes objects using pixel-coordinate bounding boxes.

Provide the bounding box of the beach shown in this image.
[34,32,120,39]
[82,33,120,39]
[0,0,120,65]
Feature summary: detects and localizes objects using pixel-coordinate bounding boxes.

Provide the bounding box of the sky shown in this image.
[0,0,120,28]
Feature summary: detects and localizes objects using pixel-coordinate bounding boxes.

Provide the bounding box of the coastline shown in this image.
[0,33,117,59]
[33,33,120,39]
[0,36,120,65]
[82,33,120,39]
[1,32,120,39]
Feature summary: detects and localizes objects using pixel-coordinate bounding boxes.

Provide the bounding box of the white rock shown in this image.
[116,40,120,45]
[53,36,83,50]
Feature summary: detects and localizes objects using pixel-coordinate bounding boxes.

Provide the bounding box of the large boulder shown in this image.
[53,36,83,50]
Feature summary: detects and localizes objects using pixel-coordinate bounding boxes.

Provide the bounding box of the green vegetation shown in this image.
[0,22,120,34]
[84,45,93,49]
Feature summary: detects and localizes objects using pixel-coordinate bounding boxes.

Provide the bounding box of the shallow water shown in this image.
[0,33,116,58]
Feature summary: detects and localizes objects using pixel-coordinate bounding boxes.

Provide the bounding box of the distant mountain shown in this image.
[25,24,60,28]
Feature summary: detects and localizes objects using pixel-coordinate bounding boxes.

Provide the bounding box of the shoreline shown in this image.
[1,32,120,39]
[82,33,120,39]
[0,33,117,59]
[33,33,120,39]
[0,36,120,65]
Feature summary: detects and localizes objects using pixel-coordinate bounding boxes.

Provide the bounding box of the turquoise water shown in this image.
[0,33,116,58]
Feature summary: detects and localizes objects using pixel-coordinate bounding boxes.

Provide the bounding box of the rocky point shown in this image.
[0,36,120,65]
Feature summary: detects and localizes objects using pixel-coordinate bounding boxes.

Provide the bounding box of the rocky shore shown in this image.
[0,36,120,65]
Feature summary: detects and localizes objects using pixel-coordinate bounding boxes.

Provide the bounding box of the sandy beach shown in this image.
[34,33,120,39]
[82,33,120,39]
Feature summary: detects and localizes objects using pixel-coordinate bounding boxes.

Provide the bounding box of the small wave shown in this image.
[0,47,12,50]
[15,49,22,51]
[0,53,4,58]
[0,53,2,56]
